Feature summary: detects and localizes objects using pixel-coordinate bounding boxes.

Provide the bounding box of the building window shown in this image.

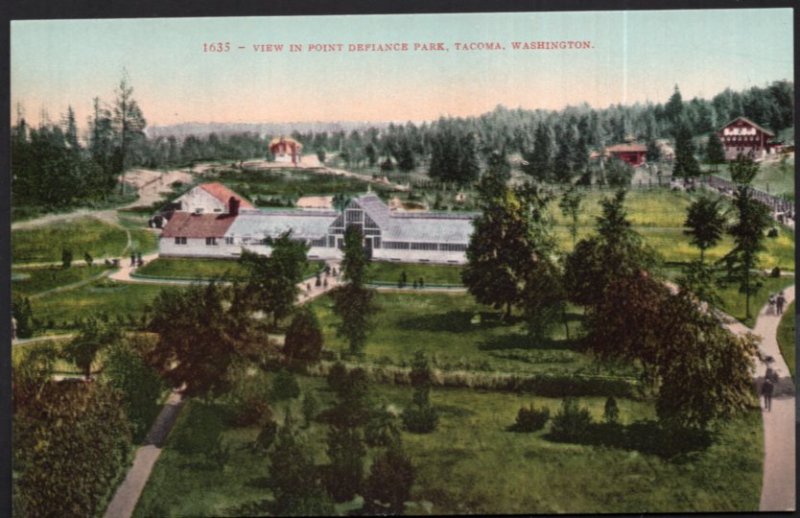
[383,241,410,250]
[328,235,336,248]
[206,237,217,246]
[225,237,234,245]
[410,242,438,251]
[310,237,326,247]
[174,237,187,245]
[373,237,381,249]
[439,243,467,252]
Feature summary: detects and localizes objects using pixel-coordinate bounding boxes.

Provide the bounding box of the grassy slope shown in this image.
[551,190,793,271]
[777,301,795,379]
[136,257,323,280]
[11,265,111,297]
[707,155,794,197]
[30,279,179,332]
[133,374,762,516]
[12,217,129,264]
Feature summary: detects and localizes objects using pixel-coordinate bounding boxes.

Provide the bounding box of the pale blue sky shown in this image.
[11,9,794,130]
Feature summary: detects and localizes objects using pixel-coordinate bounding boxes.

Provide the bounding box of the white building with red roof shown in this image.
[159,191,477,264]
[173,182,255,215]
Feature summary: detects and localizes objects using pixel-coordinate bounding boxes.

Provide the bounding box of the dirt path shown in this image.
[102,391,185,518]
[11,168,192,231]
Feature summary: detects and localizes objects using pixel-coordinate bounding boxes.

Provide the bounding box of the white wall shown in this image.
[159,238,240,259]
[175,188,228,214]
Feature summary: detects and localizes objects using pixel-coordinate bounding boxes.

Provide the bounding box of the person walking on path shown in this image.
[776,292,786,315]
[762,364,777,411]
[768,293,776,315]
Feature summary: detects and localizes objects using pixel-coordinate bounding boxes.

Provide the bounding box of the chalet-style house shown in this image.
[718,116,780,160]
[160,187,477,264]
[269,136,303,165]
[605,143,647,166]
[173,182,255,214]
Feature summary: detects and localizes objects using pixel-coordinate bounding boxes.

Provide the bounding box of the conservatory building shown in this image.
[159,192,477,264]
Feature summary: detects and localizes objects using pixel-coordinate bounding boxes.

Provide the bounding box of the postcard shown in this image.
[9,7,795,516]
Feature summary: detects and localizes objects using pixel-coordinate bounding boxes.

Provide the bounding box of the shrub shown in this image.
[511,403,550,432]
[271,369,301,402]
[402,404,439,434]
[365,406,401,447]
[363,444,415,515]
[326,361,348,394]
[13,381,132,518]
[283,308,324,362]
[61,248,73,269]
[301,392,319,427]
[103,338,165,442]
[550,397,593,442]
[170,403,225,455]
[254,418,279,453]
[767,227,779,238]
[771,266,782,278]
[604,396,620,424]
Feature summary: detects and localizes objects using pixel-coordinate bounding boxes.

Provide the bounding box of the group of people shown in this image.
[767,291,787,316]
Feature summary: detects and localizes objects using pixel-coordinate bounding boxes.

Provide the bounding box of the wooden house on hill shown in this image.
[718,116,781,160]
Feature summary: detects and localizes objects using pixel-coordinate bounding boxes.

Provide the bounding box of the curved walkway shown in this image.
[726,285,795,511]
[750,286,795,511]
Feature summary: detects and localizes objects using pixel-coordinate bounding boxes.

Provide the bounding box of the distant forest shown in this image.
[11,79,793,211]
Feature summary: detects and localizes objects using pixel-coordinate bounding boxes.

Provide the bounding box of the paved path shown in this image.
[725,285,796,511]
[745,285,795,512]
[103,391,185,518]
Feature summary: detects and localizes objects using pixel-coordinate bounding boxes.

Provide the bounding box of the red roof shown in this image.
[719,116,775,137]
[606,143,647,153]
[162,212,237,238]
[199,182,254,209]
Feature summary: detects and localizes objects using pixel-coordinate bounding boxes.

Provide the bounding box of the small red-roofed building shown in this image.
[159,212,239,257]
[605,142,648,167]
[173,182,254,215]
[718,116,779,161]
[269,136,303,165]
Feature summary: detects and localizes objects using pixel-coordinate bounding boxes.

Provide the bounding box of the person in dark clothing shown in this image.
[777,292,786,315]
[762,366,778,411]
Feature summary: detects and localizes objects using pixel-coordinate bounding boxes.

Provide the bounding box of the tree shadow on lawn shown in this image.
[396,310,509,333]
[478,333,582,352]
[545,420,714,461]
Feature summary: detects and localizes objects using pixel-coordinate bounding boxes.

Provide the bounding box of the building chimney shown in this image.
[228,196,240,216]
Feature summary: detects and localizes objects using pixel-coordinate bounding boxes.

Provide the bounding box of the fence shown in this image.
[705,175,793,214]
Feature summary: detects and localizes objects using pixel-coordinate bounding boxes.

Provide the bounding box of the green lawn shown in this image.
[12,217,130,264]
[134,373,762,516]
[367,262,464,286]
[12,265,112,297]
[716,276,795,328]
[551,189,794,272]
[308,291,634,379]
[214,168,394,206]
[706,155,794,197]
[136,257,323,281]
[777,301,795,379]
[29,279,180,332]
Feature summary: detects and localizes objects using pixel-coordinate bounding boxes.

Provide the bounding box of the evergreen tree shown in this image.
[559,186,584,248]
[112,74,147,194]
[522,123,553,181]
[722,155,771,319]
[64,316,121,379]
[672,123,700,182]
[402,351,439,433]
[646,139,661,162]
[330,225,378,355]
[267,416,333,515]
[363,442,415,515]
[684,195,726,264]
[706,133,726,172]
[283,308,324,362]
